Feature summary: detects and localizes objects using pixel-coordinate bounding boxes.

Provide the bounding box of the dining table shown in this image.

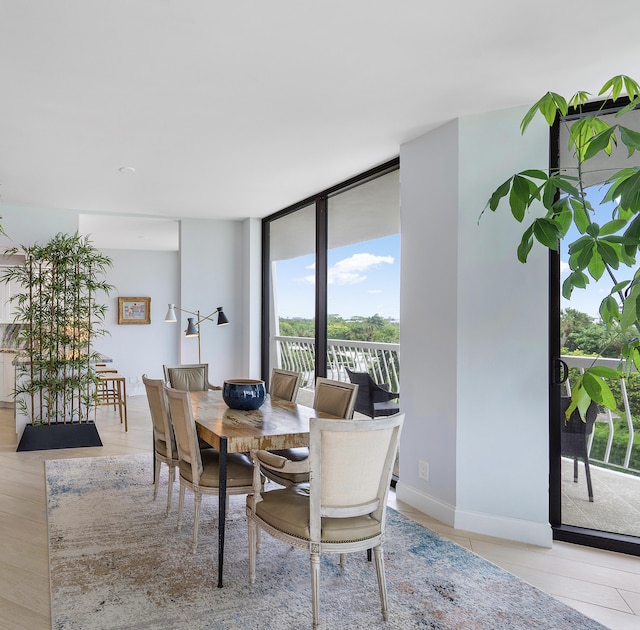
[190,389,333,587]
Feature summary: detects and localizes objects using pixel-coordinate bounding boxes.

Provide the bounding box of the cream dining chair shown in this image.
[269,367,302,402]
[163,363,221,392]
[164,384,254,553]
[254,377,358,487]
[142,374,179,516]
[247,413,404,628]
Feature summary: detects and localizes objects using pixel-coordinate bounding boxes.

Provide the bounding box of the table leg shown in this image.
[218,437,228,588]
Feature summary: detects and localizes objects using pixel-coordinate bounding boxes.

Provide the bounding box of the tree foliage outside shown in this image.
[279,314,399,343]
[485,74,640,421]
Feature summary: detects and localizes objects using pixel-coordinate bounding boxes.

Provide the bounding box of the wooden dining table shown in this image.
[190,389,330,587]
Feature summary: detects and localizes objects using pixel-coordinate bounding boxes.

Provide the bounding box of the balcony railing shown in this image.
[562,355,638,475]
[274,335,400,393]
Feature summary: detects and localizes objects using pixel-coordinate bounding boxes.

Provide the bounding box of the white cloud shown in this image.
[302,253,394,286]
[368,289,383,294]
[560,260,570,275]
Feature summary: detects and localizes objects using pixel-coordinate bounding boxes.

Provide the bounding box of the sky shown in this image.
[560,185,635,319]
[274,234,400,320]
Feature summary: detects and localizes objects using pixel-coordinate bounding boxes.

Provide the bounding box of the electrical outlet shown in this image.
[418,459,429,481]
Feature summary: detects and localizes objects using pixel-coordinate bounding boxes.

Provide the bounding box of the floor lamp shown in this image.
[164,303,229,363]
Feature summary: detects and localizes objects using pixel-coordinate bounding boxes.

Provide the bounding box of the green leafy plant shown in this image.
[2,233,113,425]
[483,75,640,420]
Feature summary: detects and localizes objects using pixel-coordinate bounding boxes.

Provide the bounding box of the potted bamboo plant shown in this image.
[2,232,113,450]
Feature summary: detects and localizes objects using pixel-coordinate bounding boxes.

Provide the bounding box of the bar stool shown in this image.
[96,373,128,431]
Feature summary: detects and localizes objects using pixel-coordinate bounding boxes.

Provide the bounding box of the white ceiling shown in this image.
[2,1,640,249]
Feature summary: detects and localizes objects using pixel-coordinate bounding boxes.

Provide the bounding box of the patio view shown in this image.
[558,180,640,540]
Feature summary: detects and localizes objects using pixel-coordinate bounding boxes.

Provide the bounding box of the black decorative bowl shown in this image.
[222,379,266,411]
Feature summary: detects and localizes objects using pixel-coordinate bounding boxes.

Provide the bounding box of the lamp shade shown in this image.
[164,304,177,322]
[185,317,199,337]
[216,307,229,326]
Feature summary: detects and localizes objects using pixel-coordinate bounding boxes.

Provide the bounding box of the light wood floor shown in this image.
[0,397,639,630]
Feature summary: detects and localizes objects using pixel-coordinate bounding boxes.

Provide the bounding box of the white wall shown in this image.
[91,249,179,394]
[177,218,245,386]
[398,106,552,546]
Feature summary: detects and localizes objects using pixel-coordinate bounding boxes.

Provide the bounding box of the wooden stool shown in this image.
[96,373,128,431]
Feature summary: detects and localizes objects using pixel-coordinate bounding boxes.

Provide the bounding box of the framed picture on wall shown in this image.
[118,297,151,325]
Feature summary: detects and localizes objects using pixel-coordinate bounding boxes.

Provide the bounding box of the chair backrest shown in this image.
[164,385,204,483]
[164,363,210,391]
[313,377,358,419]
[270,368,301,402]
[561,396,598,435]
[142,374,177,459]
[345,368,377,417]
[308,413,404,541]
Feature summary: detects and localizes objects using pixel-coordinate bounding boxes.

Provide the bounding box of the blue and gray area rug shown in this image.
[46,454,607,629]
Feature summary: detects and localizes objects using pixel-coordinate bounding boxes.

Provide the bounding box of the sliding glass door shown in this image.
[550,105,640,555]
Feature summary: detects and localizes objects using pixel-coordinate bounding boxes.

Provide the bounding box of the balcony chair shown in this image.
[345,368,400,418]
[247,412,404,628]
[164,385,254,553]
[163,363,221,392]
[561,396,598,502]
[254,377,358,487]
[142,375,179,516]
[269,367,301,402]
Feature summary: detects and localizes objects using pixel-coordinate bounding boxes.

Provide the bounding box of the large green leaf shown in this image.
[606,167,640,212]
[599,295,620,324]
[596,240,620,268]
[582,371,617,410]
[620,282,640,331]
[569,116,611,162]
[587,249,605,280]
[517,225,534,263]
[570,198,591,233]
[487,178,512,211]
[598,219,627,236]
[619,125,640,157]
[583,125,617,160]
[532,218,560,249]
[521,92,568,133]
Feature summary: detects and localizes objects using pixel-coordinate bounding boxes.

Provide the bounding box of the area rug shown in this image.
[46,454,607,630]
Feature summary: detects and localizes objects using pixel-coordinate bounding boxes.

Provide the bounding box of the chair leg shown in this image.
[153,457,161,500]
[583,457,594,502]
[192,492,202,554]
[177,485,185,531]
[248,519,257,584]
[573,457,579,482]
[339,553,346,567]
[373,545,389,622]
[310,552,320,628]
[166,466,175,516]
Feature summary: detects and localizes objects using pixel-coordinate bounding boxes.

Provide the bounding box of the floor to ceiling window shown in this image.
[262,159,400,409]
[550,104,640,555]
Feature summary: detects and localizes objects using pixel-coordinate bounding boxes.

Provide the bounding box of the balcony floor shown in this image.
[562,458,640,538]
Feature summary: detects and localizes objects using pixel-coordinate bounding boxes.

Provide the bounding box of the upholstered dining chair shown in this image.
[164,384,254,553]
[254,377,359,487]
[163,363,221,392]
[269,367,301,402]
[247,412,404,628]
[142,375,179,516]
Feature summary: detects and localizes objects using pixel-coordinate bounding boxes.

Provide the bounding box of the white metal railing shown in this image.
[274,336,400,394]
[562,355,638,473]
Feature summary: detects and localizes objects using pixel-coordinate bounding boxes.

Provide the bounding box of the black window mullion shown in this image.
[315,196,328,378]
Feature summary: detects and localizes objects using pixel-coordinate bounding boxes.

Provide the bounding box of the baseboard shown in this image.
[395,481,553,548]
